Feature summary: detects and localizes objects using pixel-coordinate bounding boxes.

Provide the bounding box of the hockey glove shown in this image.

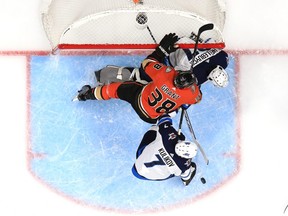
[181,104,191,110]
[157,114,172,126]
[181,162,197,186]
[178,132,186,141]
[156,33,179,57]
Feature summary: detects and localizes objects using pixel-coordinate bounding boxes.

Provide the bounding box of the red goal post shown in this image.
[41,0,226,53]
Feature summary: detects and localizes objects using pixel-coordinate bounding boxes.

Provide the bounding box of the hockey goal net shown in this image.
[41,0,226,52]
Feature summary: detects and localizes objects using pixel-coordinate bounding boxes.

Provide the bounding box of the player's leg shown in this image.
[135,129,157,158]
[74,82,121,101]
[117,82,158,124]
[95,65,150,85]
[95,65,135,84]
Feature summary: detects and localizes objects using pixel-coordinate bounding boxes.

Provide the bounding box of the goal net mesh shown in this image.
[41,0,226,51]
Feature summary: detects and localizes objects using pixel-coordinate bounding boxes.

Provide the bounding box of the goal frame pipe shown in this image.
[56,43,225,51]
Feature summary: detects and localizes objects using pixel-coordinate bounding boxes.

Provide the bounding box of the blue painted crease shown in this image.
[29,54,237,211]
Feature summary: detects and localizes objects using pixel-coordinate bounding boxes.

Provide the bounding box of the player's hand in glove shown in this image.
[181,104,191,110]
[156,33,179,57]
[181,162,197,186]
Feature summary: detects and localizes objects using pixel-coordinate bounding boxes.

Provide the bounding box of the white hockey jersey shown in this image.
[132,117,194,181]
[168,37,228,86]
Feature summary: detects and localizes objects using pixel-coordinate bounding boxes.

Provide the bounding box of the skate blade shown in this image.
[72,95,79,102]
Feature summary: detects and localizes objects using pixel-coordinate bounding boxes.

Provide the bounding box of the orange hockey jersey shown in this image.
[138,62,202,119]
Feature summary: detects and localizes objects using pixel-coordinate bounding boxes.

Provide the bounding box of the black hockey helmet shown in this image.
[174,71,197,89]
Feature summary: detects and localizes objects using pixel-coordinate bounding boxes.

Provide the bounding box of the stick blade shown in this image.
[198,23,214,34]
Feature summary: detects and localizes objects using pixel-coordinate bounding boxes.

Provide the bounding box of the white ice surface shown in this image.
[0,0,288,216]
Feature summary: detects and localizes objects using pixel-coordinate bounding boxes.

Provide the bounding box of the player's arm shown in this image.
[157,114,173,126]
[141,33,179,69]
[157,113,186,140]
[181,162,197,186]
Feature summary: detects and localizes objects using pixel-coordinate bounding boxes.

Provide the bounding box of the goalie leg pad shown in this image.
[95,65,133,84]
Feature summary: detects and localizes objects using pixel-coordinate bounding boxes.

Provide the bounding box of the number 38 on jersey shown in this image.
[148,87,177,113]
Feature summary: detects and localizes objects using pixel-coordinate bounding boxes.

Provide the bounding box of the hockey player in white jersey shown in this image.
[168,36,229,87]
[131,114,197,186]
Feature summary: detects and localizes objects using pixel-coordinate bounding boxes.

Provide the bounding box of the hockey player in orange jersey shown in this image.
[74,33,202,123]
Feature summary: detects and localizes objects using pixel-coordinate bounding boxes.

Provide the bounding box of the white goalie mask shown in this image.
[175,141,198,159]
[208,65,229,88]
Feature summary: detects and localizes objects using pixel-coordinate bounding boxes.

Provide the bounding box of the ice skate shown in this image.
[72,85,92,101]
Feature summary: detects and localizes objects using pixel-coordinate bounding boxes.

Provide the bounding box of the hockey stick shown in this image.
[184,110,209,165]
[178,23,214,134]
[177,108,185,135]
[188,23,214,68]
[136,13,157,44]
[146,25,157,44]
[135,2,157,44]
